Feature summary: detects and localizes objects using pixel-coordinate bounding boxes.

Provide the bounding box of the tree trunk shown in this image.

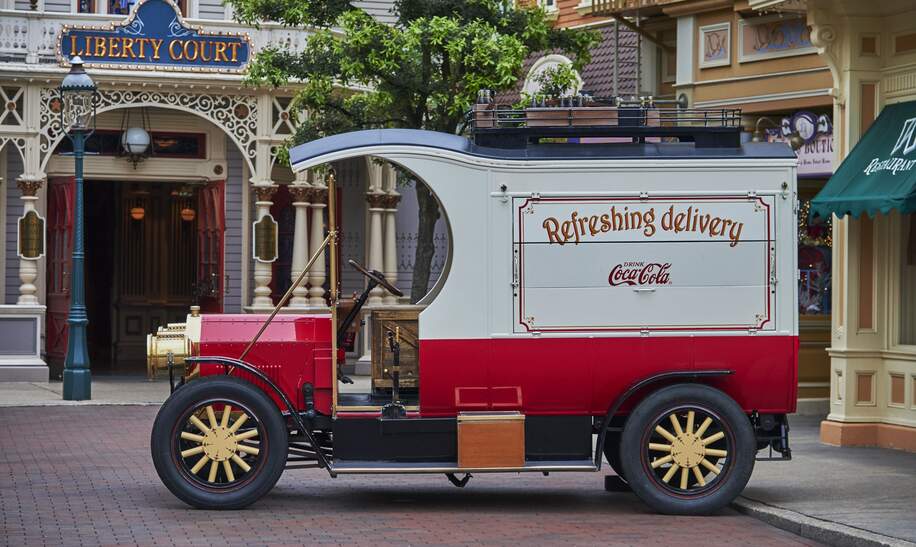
[410,181,440,303]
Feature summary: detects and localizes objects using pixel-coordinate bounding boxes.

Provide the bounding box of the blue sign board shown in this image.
[58,0,250,72]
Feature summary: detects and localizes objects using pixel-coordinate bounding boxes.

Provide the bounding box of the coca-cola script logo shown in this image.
[608,262,672,286]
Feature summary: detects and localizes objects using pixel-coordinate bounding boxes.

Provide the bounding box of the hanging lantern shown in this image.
[130,206,145,220]
[119,107,153,169]
[180,207,196,222]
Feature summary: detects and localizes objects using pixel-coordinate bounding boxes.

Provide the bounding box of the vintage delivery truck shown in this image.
[148,104,797,515]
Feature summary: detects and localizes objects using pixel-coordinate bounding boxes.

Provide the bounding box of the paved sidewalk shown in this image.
[0,375,170,406]
[737,415,916,546]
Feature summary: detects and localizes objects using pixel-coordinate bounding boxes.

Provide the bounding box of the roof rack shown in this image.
[465,95,743,150]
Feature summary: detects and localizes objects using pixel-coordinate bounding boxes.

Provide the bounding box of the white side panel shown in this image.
[521,240,768,288]
[522,286,767,330]
[303,149,797,341]
[514,196,774,332]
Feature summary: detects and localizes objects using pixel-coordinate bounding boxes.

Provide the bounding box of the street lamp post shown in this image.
[60,56,97,401]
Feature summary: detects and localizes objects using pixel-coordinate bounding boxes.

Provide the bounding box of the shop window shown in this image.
[798,198,832,315]
[108,0,135,14]
[77,0,95,13]
[55,130,205,158]
[899,214,916,345]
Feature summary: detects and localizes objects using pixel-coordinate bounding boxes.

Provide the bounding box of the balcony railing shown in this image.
[0,9,314,69]
[590,0,671,15]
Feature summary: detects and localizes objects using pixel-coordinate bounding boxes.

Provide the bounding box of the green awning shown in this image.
[812,100,916,218]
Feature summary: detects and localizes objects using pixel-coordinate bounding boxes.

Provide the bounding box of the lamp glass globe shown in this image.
[122,127,151,155]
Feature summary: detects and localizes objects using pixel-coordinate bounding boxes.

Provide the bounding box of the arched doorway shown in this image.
[44,106,243,375]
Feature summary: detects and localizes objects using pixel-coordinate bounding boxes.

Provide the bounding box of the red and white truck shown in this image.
[149,104,797,515]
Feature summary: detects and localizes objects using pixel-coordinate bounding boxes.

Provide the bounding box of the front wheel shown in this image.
[151,376,288,509]
[619,384,755,515]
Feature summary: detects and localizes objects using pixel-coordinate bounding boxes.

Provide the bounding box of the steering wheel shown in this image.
[348,259,404,298]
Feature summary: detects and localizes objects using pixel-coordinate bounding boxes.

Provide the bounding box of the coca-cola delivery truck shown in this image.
[148,102,797,515]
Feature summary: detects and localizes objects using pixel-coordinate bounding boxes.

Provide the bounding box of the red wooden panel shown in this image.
[197,180,224,313]
[46,177,75,369]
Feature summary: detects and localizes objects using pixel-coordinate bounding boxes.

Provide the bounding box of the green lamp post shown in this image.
[60,56,97,401]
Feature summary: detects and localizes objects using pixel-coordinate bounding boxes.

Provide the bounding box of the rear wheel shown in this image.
[619,384,755,515]
[151,376,288,509]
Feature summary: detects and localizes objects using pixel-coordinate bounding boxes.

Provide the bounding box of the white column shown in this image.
[250,184,276,310]
[365,158,385,307]
[288,181,311,308]
[307,181,327,307]
[382,164,400,305]
[17,176,43,306]
[366,193,386,308]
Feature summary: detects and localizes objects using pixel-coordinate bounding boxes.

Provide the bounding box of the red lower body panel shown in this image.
[418,335,798,418]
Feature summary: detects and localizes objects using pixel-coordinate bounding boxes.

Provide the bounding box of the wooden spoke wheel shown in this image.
[151,376,288,509]
[644,407,731,494]
[176,402,263,488]
[619,384,755,515]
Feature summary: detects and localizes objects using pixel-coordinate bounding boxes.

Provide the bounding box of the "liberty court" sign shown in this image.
[58,0,250,72]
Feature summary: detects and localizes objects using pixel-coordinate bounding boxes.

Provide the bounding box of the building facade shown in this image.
[804,0,916,451]
[0,0,444,380]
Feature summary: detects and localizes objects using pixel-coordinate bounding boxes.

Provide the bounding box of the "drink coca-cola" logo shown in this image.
[608,262,672,286]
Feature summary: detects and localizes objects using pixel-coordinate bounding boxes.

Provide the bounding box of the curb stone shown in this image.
[732,496,916,547]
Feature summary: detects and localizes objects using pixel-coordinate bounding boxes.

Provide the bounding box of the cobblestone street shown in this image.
[0,406,820,546]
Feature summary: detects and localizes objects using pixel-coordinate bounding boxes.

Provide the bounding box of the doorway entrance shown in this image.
[45,179,225,376]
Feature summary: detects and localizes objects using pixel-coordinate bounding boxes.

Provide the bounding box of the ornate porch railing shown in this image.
[0,9,314,65]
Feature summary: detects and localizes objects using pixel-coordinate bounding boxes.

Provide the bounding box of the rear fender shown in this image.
[594,369,734,468]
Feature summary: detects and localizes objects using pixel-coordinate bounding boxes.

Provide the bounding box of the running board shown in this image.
[329,459,598,475]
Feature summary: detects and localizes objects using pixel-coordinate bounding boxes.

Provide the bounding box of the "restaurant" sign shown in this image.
[58,0,250,72]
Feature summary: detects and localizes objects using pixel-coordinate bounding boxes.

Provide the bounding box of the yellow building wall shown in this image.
[809,0,916,451]
[691,8,832,110]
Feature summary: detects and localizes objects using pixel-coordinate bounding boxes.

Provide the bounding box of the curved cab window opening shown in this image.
[264,167,451,306]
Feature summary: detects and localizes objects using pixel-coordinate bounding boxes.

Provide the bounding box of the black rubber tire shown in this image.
[619,384,755,515]
[603,432,627,482]
[151,376,288,509]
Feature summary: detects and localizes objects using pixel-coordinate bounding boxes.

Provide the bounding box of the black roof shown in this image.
[288,128,796,169]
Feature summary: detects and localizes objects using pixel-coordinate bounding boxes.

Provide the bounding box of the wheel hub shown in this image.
[201,425,238,462]
[670,433,704,468]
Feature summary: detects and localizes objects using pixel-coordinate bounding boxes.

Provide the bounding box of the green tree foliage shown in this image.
[230,0,598,300]
[531,63,580,99]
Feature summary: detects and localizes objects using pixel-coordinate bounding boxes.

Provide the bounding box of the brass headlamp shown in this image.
[146,306,202,379]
